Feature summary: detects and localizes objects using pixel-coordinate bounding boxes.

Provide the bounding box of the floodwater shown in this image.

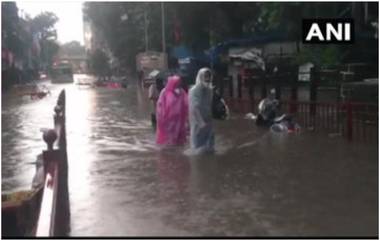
[2,75,378,237]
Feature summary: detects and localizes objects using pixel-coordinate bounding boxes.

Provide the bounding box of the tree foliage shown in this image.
[2,5,60,71]
[83,2,378,69]
[60,41,86,57]
[31,11,58,40]
[88,48,110,77]
[29,11,60,70]
[83,2,263,67]
[2,2,21,56]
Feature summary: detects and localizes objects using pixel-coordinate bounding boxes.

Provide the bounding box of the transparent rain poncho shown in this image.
[188,68,215,152]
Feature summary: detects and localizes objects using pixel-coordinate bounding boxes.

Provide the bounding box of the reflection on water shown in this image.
[1,75,378,236]
[2,81,60,192]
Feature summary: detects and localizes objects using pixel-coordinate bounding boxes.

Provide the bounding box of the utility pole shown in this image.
[161,2,166,53]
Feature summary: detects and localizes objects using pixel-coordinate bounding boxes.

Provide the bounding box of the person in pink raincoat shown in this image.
[156,75,188,146]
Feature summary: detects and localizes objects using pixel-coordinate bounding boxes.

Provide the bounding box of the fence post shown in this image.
[310,67,319,116]
[335,70,342,102]
[261,71,267,99]
[347,101,353,141]
[248,76,255,112]
[274,72,281,100]
[220,76,225,97]
[237,74,242,99]
[290,68,299,114]
[228,75,233,98]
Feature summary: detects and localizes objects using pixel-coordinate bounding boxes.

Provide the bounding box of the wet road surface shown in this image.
[2,75,378,236]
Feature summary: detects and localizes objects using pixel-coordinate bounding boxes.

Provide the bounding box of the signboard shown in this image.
[136,51,168,72]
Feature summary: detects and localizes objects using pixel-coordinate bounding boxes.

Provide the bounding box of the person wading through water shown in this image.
[189,68,215,153]
[156,75,188,147]
[148,76,165,130]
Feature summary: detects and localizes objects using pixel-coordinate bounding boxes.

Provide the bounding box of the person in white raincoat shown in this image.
[188,68,215,153]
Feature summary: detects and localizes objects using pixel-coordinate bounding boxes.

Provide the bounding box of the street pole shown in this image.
[161,2,166,53]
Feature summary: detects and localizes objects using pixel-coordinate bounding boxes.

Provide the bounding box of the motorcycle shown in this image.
[255,98,279,126]
[270,114,301,133]
[255,98,300,133]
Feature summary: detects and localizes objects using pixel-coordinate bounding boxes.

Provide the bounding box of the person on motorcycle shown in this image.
[256,88,279,126]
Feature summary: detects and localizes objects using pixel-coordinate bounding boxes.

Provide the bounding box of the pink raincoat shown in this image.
[156,75,188,146]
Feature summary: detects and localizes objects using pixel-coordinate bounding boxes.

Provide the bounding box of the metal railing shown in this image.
[36,90,70,236]
[225,97,378,143]
[218,68,377,143]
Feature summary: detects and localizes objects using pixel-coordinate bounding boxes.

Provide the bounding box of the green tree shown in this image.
[84,2,262,63]
[31,11,60,71]
[31,12,58,40]
[2,2,32,62]
[84,2,376,70]
[60,41,86,57]
[88,48,110,78]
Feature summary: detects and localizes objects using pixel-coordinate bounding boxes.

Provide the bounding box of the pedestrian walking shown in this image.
[148,76,165,130]
[189,68,215,153]
[156,75,188,146]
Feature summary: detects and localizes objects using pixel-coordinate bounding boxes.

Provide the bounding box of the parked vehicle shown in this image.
[39,71,47,80]
[51,62,74,84]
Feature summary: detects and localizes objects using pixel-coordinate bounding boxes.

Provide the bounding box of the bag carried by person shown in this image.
[212,89,228,120]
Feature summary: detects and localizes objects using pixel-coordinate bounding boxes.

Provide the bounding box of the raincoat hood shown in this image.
[188,68,215,151]
[166,75,181,92]
[156,75,188,146]
[195,68,213,89]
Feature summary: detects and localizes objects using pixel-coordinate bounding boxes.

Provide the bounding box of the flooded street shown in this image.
[2,75,378,236]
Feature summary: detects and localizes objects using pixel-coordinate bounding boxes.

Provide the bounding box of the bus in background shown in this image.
[51,61,74,83]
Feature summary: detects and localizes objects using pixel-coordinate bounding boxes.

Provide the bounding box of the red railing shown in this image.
[225,97,378,143]
[218,67,377,143]
[35,90,70,237]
